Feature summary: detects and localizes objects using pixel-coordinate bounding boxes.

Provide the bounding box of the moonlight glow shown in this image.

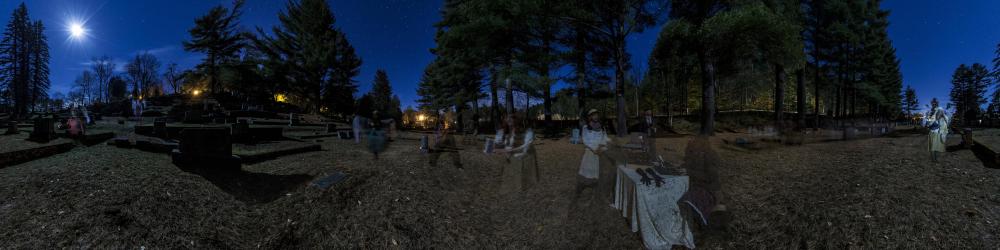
[69,23,85,38]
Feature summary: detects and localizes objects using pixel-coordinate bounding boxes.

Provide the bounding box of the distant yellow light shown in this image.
[417,114,426,121]
[275,94,288,103]
[192,90,201,96]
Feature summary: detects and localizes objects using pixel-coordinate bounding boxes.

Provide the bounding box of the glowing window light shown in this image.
[275,94,288,103]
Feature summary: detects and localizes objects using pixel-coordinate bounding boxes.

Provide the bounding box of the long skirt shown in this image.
[928,131,946,152]
[578,150,600,179]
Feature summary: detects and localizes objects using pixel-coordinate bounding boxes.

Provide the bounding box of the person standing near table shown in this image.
[926,98,949,162]
[576,109,610,195]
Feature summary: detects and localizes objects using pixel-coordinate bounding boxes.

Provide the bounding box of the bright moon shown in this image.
[70,23,85,38]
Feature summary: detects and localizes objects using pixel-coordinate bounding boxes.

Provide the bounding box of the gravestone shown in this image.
[570,128,580,144]
[311,171,348,190]
[419,135,429,153]
[171,127,240,171]
[338,130,354,140]
[183,110,204,124]
[153,120,168,138]
[288,113,299,126]
[961,128,974,149]
[5,121,17,135]
[27,118,56,143]
[326,124,337,133]
[843,127,858,140]
[231,119,251,143]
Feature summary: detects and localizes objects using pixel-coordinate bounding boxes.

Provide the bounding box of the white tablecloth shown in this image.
[612,164,695,249]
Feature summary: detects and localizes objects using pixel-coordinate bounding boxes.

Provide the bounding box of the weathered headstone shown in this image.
[570,128,580,144]
[5,121,17,135]
[183,110,204,124]
[843,127,858,140]
[288,113,299,126]
[337,130,354,140]
[311,171,348,190]
[326,123,337,133]
[231,119,251,143]
[171,127,240,171]
[27,118,55,143]
[153,120,168,138]
[961,128,974,149]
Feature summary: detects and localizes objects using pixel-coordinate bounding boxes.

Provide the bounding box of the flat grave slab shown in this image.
[234,141,322,164]
[310,171,348,190]
[0,141,75,168]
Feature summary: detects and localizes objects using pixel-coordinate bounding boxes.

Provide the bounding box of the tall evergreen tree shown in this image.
[902,85,918,118]
[28,20,49,112]
[0,3,32,117]
[949,63,991,126]
[184,0,244,94]
[370,69,394,116]
[252,0,362,115]
[567,0,667,137]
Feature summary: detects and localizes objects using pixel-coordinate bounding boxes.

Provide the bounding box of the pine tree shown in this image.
[184,0,244,94]
[950,63,991,126]
[567,0,667,137]
[370,69,393,116]
[903,85,918,118]
[0,3,31,117]
[252,0,361,115]
[28,20,49,112]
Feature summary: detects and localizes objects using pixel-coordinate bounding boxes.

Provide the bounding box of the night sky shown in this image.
[1,0,997,111]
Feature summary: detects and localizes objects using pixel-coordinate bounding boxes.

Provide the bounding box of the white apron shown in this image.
[579,128,610,179]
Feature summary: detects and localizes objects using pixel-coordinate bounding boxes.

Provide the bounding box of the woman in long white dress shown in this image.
[925,98,949,162]
[576,109,610,195]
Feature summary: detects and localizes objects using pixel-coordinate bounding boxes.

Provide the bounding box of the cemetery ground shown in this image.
[1,122,998,249]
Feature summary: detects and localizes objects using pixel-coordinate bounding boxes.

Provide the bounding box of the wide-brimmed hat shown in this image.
[587,109,599,116]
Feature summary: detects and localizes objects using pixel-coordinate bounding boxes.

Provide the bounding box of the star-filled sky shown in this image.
[1,0,997,111]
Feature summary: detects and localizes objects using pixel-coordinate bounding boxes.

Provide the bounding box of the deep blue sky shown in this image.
[1,0,997,111]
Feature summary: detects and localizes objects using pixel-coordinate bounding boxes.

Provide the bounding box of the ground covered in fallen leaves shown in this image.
[0,125,997,249]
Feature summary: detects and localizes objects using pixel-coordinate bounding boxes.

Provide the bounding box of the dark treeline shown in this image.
[0,3,50,118]
[947,37,1000,127]
[418,0,906,136]
[2,0,403,121]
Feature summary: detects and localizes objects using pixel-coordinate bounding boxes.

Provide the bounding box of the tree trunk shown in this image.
[577,71,586,128]
[543,82,552,129]
[455,103,464,134]
[505,78,514,117]
[472,99,480,133]
[774,64,785,133]
[796,69,806,129]
[699,51,716,136]
[615,46,627,137]
[490,69,500,130]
